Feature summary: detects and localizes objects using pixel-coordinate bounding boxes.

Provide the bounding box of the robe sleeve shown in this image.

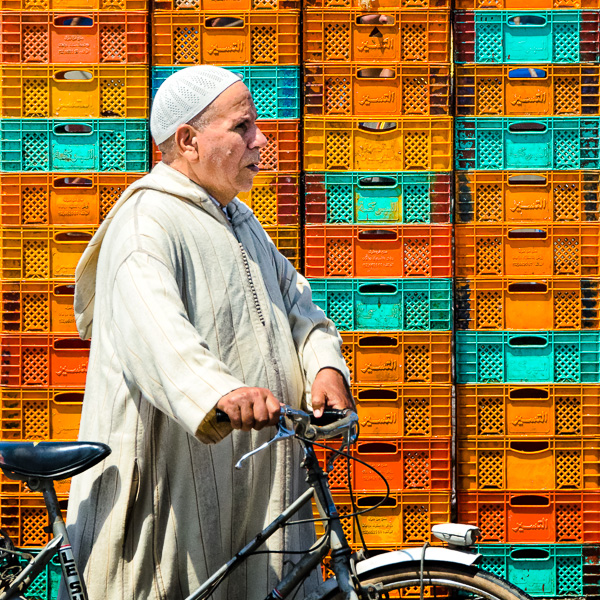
[109,250,247,444]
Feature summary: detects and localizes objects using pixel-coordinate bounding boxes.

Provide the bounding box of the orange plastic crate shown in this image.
[303,10,450,64]
[0,227,95,281]
[0,494,68,547]
[455,277,600,331]
[0,173,142,227]
[1,334,89,388]
[341,331,451,385]
[315,437,452,492]
[305,224,452,278]
[152,119,300,172]
[263,225,300,269]
[2,281,77,334]
[457,437,600,491]
[304,64,451,118]
[0,0,146,8]
[0,65,149,119]
[456,384,600,438]
[353,384,452,438]
[0,12,148,64]
[455,223,600,278]
[153,0,298,9]
[313,491,451,547]
[455,171,600,224]
[456,65,600,118]
[152,11,300,66]
[304,117,452,172]
[237,173,299,227]
[457,490,600,544]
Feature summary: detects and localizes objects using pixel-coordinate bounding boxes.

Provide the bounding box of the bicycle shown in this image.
[0,406,533,600]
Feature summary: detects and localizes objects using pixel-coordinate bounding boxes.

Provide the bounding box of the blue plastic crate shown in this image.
[0,119,149,173]
[151,66,300,120]
[456,331,600,383]
[304,172,452,225]
[476,544,600,597]
[309,278,453,332]
[455,10,600,64]
[455,117,600,170]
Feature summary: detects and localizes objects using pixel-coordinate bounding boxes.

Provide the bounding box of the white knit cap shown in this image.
[150,65,242,145]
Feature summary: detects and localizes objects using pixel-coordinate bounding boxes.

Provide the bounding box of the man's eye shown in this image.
[236,122,248,131]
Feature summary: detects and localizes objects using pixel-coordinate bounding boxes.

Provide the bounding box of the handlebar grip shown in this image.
[215,409,230,423]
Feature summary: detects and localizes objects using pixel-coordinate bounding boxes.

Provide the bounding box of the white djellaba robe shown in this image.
[60,162,351,600]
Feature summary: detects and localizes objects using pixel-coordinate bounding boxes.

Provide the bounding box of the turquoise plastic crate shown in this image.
[304,172,452,225]
[151,66,300,120]
[0,549,62,600]
[455,10,600,64]
[0,119,149,173]
[456,331,600,383]
[476,544,600,597]
[455,118,600,171]
[309,278,453,332]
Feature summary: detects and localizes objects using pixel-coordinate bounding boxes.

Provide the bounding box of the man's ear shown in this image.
[175,125,200,160]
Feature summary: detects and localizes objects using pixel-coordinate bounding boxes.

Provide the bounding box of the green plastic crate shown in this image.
[0,549,62,600]
[0,119,149,173]
[309,278,453,332]
[456,330,600,383]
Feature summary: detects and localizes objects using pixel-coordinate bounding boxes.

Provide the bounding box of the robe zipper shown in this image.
[238,241,266,326]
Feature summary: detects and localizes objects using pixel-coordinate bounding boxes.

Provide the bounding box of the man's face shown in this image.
[186,81,267,205]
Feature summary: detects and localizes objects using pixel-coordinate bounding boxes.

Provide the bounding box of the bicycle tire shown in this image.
[322,560,533,600]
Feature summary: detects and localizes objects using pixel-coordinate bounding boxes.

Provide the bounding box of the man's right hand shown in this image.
[216,387,280,432]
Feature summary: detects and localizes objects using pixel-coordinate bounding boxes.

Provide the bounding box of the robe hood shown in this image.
[74,161,254,340]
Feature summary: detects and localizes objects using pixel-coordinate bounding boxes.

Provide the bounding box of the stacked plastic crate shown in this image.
[301,0,454,558]
[454,0,600,597]
[0,0,150,577]
[150,0,302,268]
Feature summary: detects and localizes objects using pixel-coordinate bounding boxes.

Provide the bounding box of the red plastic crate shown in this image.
[455,223,600,278]
[1,334,89,388]
[341,331,451,385]
[315,437,452,492]
[152,11,300,66]
[303,9,450,64]
[456,383,600,438]
[0,11,148,64]
[457,490,600,544]
[304,224,452,277]
[305,0,449,8]
[0,173,143,227]
[353,384,452,438]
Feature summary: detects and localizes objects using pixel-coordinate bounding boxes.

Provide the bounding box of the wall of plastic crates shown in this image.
[454,0,600,596]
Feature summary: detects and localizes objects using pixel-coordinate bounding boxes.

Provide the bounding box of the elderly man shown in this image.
[63,65,353,600]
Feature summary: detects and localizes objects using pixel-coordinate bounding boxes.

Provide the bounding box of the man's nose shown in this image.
[251,126,268,149]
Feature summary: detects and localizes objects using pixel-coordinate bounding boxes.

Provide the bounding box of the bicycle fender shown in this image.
[356,547,481,577]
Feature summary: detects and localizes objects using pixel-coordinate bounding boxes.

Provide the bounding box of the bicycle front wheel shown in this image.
[324,560,533,600]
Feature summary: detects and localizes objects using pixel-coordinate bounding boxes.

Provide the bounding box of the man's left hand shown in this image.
[311,368,355,418]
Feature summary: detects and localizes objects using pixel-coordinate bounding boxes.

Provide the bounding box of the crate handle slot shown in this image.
[205,16,244,27]
[357,67,396,79]
[54,232,93,242]
[54,15,94,27]
[54,391,84,403]
[357,229,398,241]
[357,335,397,347]
[509,440,549,453]
[507,228,547,239]
[356,495,397,508]
[507,15,547,27]
[508,387,549,400]
[358,122,397,133]
[508,174,547,186]
[53,285,75,296]
[54,70,94,82]
[54,338,91,350]
[53,176,93,188]
[53,124,93,136]
[508,335,548,347]
[357,441,397,454]
[358,176,397,188]
[508,68,547,79]
[509,548,551,561]
[509,494,550,507]
[357,388,397,401]
[507,282,548,293]
[508,122,547,133]
[358,283,398,295]
[356,14,395,27]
